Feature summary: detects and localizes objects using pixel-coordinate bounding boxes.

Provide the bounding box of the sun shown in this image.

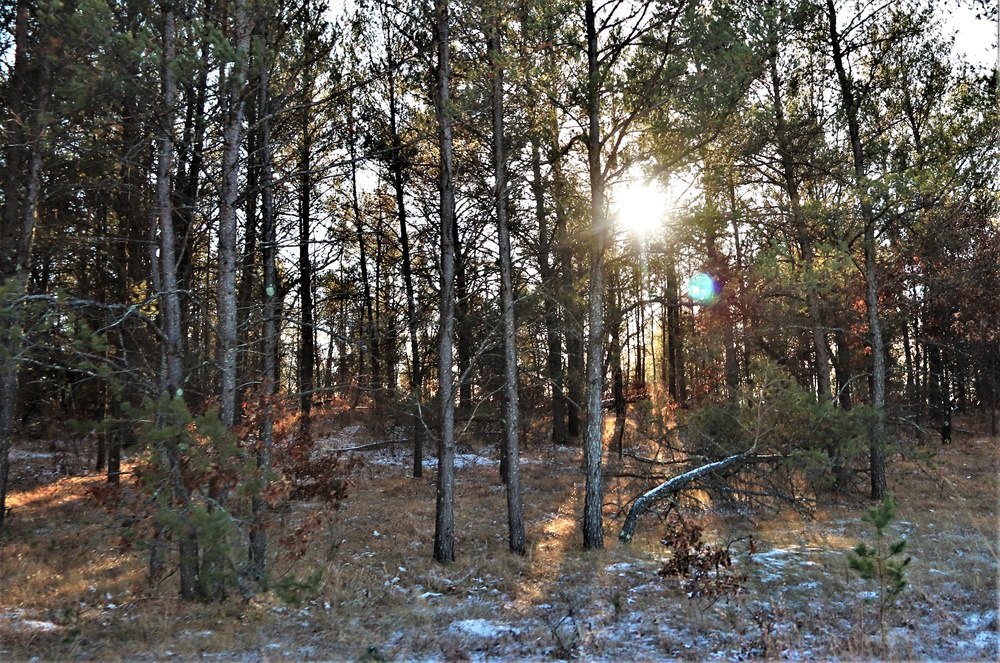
[612,178,669,237]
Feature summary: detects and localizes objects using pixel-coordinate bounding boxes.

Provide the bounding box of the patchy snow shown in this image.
[16,620,60,632]
[8,450,55,461]
[448,619,515,639]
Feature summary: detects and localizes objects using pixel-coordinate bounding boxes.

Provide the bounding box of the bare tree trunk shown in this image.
[237,85,260,410]
[555,159,583,441]
[531,137,567,445]
[384,51,424,477]
[0,0,49,529]
[349,99,378,393]
[155,4,199,600]
[609,269,626,457]
[454,221,472,412]
[827,0,886,500]
[218,0,249,431]
[582,0,606,549]
[175,28,210,396]
[249,37,277,578]
[665,251,684,402]
[298,103,316,434]
[205,0,249,601]
[433,0,457,564]
[490,16,525,555]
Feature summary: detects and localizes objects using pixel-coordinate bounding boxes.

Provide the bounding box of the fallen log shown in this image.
[618,451,753,545]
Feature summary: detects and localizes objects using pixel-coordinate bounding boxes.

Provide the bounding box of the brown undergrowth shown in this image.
[0,409,996,662]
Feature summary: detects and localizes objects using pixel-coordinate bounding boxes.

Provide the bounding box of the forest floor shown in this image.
[0,410,997,662]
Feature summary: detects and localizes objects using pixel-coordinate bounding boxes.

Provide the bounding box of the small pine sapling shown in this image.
[847,493,912,652]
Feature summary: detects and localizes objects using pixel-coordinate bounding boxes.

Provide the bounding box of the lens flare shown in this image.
[687,272,717,304]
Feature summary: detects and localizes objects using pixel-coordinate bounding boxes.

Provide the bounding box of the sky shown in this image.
[946,2,998,69]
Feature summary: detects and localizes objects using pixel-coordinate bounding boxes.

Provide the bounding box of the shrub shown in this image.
[680,361,873,503]
[847,493,911,651]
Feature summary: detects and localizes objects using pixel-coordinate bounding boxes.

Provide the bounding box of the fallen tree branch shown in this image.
[618,451,754,545]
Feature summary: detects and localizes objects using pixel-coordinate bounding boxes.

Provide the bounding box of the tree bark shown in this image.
[218,0,249,431]
[554,156,583,440]
[384,52,424,477]
[298,102,316,434]
[490,16,525,555]
[154,3,199,600]
[0,0,50,530]
[349,98,377,392]
[249,34,277,579]
[433,0,457,564]
[827,0,886,500]
[531,137,567,445]
[582,0,606,549]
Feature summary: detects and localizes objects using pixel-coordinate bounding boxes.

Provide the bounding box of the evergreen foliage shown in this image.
[848,494,912,606]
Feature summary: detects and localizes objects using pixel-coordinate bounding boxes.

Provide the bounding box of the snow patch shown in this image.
[448,619,514,639]
[17,620,59,632]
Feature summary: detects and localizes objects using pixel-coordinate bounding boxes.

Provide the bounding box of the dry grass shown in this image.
[0,411,997,662]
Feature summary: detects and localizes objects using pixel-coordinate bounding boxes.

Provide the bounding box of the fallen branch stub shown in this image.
[618,451,754,545]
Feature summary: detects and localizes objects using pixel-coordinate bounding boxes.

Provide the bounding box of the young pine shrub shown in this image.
[131,395,252,600]
[847,493,912,653]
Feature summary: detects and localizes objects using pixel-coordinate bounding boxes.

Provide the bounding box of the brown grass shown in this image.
[0,411,997,662]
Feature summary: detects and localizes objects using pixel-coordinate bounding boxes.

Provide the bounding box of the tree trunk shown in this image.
[249,36,277,579]
[555,159,583,441]
[349,98,377,392]
[205,0,249,601]
[490,19,525,555]
[582,0,606,549]
[433,0,457,564]
[827,0,886,500]
[298,103,316,434]
[609,269,626,457]
[454,218,472,412]
[665,251,685,402]
[384,53,424,477]
[155,5,199,600]
[218,0,249,431]
[531,137,567,445]
[174,30,209,401]
[236,82,260,411]
[0,0,50,530]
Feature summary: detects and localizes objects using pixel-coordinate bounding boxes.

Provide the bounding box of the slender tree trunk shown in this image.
[175,28,210,397]
[385,59,424,477]
[531,138,567,445]
[218,0,249,431]
[555,158,583,440]
[490,16,525,555]
[454,221,472,411]
[582,0,606,549]
[827,0,886,500]
[665,251,684,402]
[433,0,457,564]
[249,38,276,578]
[0,0,49,529]
[610,284,626,458]
[155,4,199,600]
[349,98,377,392]
[298,104,316,434]
[237,84,260,409]
[205,0,249,601]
